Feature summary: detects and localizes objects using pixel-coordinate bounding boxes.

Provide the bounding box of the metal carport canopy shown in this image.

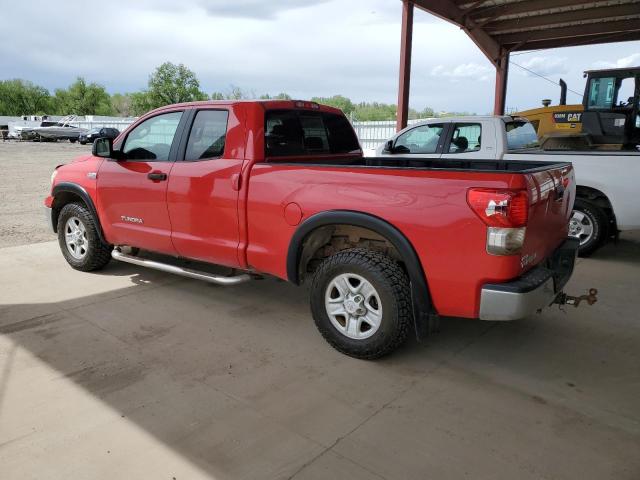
[395,0,640,130]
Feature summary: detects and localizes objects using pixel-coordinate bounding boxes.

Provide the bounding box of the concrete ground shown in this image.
[0,142,639,479]
[1,234,639,479]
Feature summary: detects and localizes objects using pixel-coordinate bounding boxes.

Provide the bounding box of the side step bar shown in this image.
[111,249,251,286]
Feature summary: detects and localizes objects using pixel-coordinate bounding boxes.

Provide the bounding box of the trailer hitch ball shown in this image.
[554,288,598,308]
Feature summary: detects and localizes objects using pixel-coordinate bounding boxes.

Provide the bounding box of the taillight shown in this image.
[467,188,530,255]
[467,189,529,227]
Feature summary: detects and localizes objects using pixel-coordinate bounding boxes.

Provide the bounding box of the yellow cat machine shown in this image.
[518,68,640,151]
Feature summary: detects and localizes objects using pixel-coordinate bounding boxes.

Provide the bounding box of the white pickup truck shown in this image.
[375,116,640,255]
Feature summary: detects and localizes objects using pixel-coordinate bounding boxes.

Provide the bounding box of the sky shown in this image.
[1,0,639,114]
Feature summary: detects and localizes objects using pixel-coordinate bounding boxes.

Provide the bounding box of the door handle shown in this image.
[147,172,167,181]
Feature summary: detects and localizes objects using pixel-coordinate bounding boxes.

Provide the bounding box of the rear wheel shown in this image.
[570,199,608,256]
[310,249,412,359]
[57,203,111,271]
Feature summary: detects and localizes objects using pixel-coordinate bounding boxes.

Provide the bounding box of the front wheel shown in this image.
[57,203,112,271]
[569,199,608,256]
[310,249,412,360]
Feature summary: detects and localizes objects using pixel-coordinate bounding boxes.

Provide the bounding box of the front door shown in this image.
[97,110,184,255]
[167,108,244,268]
[390,123,446,160]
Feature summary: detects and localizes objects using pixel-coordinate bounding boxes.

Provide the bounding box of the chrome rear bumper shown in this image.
[479,239,579,321]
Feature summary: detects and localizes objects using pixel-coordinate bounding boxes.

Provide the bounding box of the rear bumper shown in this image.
[479,238,579,321]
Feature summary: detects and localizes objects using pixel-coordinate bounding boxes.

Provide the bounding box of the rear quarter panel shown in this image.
[504,151,640,230]
[246,164,537,318]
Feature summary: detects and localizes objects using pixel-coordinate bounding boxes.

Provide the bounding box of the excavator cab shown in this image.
[581,67,640,149]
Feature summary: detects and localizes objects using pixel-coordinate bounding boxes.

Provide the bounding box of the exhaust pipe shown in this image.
[111,249,251,285]
[559,78,567,105]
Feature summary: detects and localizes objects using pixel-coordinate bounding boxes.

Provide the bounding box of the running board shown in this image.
[111,249,251,286]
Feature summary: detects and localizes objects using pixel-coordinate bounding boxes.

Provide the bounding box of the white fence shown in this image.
[351,119,429,150]
[12,117,425,151]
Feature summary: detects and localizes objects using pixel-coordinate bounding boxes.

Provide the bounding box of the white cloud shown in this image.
[430,63,492,81]
[514,56,569,77]
[592,52,640,69]
[0,0,637,114]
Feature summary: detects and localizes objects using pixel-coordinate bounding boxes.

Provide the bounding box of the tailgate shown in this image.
[520,164,575,270]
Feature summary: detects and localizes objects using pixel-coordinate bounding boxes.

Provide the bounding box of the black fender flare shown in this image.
[52,182,108,245]
[286,210,434,340]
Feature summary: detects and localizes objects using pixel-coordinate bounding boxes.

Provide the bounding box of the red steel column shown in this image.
[493,51,510,115]
[396,0,414,132]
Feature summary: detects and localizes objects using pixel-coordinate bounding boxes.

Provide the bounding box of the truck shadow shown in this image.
[1,234,639,477]
[586,231,640,264]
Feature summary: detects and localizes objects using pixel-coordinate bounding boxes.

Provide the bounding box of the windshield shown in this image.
[505,121,540,150]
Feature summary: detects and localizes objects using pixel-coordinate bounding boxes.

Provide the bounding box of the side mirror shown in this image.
[93,137,114,158]
[383,139,394,153]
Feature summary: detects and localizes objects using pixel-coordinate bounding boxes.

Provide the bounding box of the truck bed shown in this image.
[269,156,571,173]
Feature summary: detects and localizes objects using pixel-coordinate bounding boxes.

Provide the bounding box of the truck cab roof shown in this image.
[144,99,344,117]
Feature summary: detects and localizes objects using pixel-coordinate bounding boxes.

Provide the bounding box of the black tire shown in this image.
[310,248,412,360]
[57,202,112,271]
[571,199,608,257]
[80,140,87,145]
[69,138,77,143]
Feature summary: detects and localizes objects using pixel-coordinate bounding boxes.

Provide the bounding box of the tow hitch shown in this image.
[554,288,598,308]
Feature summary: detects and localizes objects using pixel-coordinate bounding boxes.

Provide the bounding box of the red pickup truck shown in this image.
[46,100,582,359]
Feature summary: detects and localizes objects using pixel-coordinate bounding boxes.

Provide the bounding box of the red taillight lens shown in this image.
[467,189,529,228]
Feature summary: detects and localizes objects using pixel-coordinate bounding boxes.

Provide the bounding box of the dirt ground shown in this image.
[0,141,91,247]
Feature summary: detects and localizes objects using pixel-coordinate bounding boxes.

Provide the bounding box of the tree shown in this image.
[110,93,134,117]
[310,95,355,116]
[52,77,112,115]
[353,101,396,121]
[225,85,246,100]
[260,92,292,100]
[409,106,435,120]
[130,91,153,116]
[0,79,52,115]
[139,62,208,111]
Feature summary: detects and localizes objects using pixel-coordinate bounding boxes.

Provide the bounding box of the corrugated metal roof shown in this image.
[412,0,640,63]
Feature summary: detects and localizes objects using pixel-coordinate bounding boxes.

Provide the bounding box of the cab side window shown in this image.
[394,124,444,154]
[447,123,481,154]
[185,110,229,161]
[123,111,183,161]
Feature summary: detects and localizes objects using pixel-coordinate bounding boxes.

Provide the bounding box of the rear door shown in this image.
[166,107,244,268]
[440,121,498,160]
[97,110,185,254]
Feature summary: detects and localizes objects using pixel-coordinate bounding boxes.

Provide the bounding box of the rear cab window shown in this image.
[265,110,360,157]
[505,120,540,151]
